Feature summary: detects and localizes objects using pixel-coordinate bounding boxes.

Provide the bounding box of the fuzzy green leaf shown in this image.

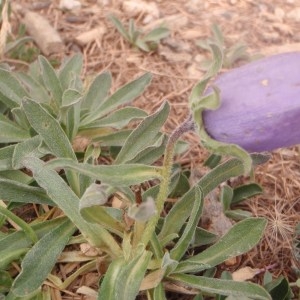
[191,227,218,248]
[38,56,63,108]
[169,274,271,300]
[0,206,38,244]
[65,102,81,141]
[0,248,29,270]
[61,89,82,108]
[11,219,76,296]
[143,27,170,42]
[21,98,76,160]
[11,106,31,129]
[0,68,29,108]
[225,209,252,221]
[135,39,151,52]
[265,276,292,300]
[58,54,83,91]
[0,178,54,205]
[81,71,112,112]
[0,114,30,143]
[115,101,169,164]
[91,129,131,146]
[231,184,263,204]
[46,158,162,186]
[0,170,32,184]
[220,185,233,211]
[159,158,244,240]
[89,73,151,122]
[82,107,147,130]
[22,97,80,193]
[109,15,131,41]
[174,218,267,273]
[0,145,15,171]
[5,36,33,53]
[0,217,68,253]
[128,134,167,165]
[170,186,203,260]
[98,246,152,300]
[211,24,224,46]
[152,283,167,300]
[22,156,122,254]
[16,72,50,104]
[12,135,43,170]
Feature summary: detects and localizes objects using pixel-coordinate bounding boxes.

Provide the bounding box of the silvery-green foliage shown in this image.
[0,51,271,300]
[110,15,170,52]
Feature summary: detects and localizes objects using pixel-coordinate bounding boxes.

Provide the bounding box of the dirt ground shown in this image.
[7,0,300,299]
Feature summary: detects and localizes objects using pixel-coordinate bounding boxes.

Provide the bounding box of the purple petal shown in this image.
[203,52,300,152]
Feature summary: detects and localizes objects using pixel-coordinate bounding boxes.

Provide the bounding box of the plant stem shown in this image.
[141,115,195,246]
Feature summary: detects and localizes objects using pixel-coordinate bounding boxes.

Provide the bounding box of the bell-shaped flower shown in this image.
[202,52,300,152]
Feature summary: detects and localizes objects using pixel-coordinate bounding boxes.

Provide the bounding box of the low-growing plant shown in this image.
[110,15,170,52]
[0,45,272,299]
[197,23,254,69]
[6,24,39,63]
[0,0,37,62]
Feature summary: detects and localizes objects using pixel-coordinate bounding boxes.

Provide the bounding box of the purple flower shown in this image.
[203,52,300,152]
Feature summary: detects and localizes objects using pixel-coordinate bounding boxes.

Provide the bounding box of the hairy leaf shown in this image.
[38,55,63,108]
[115,101,169,164]
[0,114,30,143]
[22,98,76,160]
[0,68,29,108]
[159,158,244,240]
[82,107,147,130]
[58,54,83,90]
[12,219,75,296]
[170,186,203,260]
[82,73,150,126]
[169,274,271,300]
[98,246,151,300]
[22,156,121,254]
[81,71,112,112]
[46,158,162,186]
[174,218,267,273]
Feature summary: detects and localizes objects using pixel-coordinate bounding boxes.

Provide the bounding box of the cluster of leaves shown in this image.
[197,24,254,69]
[0,48,270,299]
[0,0,297,296]
[0,0,38,62]
[110,15,170,52]
[0,44,293,300]
[6,24,40,63]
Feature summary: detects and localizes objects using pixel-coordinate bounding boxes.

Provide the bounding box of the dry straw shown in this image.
[0,0,11,58]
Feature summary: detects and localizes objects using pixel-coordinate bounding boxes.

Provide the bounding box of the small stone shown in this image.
[274,7,285,20]
[159,46,192,63]
[122,0,159,19]
[97,0,110,5]
[287,8,300,22]
[59,0,81,10]
[185,0,204,12]
[194,54,206,63]
[80,243,99,257]
[163,38,191,52]
[187,63,204,79]
[260,31,281,43]
[143,14,188,32]
[75,26,106,46]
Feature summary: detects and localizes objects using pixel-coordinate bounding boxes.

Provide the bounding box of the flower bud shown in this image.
[203,52,300,152]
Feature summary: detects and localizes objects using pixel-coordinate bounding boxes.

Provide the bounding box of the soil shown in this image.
[6,0,300,299]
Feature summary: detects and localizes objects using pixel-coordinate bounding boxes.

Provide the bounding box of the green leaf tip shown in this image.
[190,43,252,175]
